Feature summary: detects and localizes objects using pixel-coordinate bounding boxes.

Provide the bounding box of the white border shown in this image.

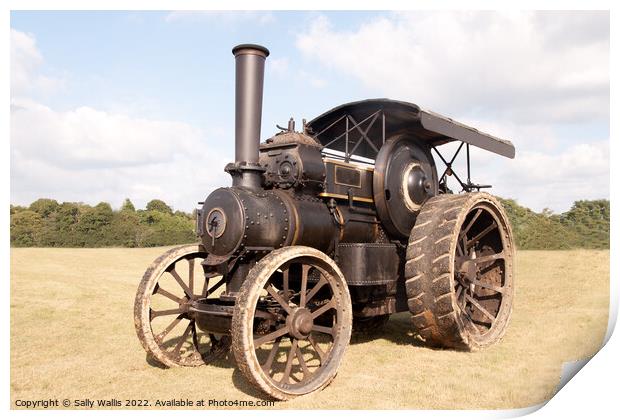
[3,1,616,419]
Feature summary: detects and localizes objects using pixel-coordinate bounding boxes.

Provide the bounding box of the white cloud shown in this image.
[296,11,609,124]
[10,98,232,211]
[433,137,609,213]
[10,29,231,211]
[11,29,63,98]
[165,11,275,25]
[297,12,610,212]
[11,99,203,169]
[497,141,609,212]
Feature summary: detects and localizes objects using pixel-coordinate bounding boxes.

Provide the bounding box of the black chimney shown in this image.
[226,44,270,190]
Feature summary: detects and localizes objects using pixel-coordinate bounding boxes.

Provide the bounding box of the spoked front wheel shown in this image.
[134,244,230,367]
[232,246,352,400]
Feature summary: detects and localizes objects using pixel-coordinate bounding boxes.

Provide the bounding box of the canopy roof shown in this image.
[307,99,515,160]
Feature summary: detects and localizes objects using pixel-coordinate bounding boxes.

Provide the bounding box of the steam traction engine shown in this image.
[134,44,516,400]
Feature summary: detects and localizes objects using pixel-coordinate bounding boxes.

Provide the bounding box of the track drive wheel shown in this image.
[404,193,515,350]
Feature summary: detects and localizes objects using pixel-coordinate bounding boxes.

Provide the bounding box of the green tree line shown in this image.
[10,198,196,247]
[498,198,609,249]
[10,197,609,249]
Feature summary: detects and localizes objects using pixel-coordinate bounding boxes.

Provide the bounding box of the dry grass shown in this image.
[10,248,609,409]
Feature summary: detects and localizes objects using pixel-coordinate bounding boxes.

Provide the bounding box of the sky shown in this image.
[10,10,610,213]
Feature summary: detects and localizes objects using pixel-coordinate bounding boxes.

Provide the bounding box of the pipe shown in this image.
[230,44,269,190]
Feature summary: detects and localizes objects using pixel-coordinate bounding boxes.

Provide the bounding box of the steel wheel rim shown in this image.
[135,246,229,367]
[453,203,513,339]
[249,257,348,394]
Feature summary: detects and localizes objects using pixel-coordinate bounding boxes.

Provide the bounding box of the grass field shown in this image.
[10,248,609,409]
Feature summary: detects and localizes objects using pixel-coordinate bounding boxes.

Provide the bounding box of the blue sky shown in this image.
[10,10,610,212]
[11,11,379,134]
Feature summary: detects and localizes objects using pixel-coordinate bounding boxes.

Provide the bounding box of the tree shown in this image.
[138,210,195,247]
[109,210,141,247]
[14,196,606,250]
[10,205,26,215]
[29,198,59,218]
[76,202,114,246]
[121,198,136,212]
[10,210,43,246]
[146,199,173,214]
[50,202,81,246]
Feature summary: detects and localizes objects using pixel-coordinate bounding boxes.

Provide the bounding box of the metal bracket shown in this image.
[433,142,492,193]
[316,108,386,162]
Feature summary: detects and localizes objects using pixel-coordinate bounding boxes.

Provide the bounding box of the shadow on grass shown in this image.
[144,311,437,399]
[350,312,429,347]
[231,368,276,401]
[145,336,237,370]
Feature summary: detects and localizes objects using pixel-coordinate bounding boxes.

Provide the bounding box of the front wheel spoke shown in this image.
[206,277,226,297]
[188,259,195,296]
[151,307,185,320]
[465,294,496,322]
[266,285,292,314]
[254,325,290,348]
[305,276,328,304]
[312,324,334,336]
[295,346,311,378]
[261,337,282,374]
[172,321,194,356]
[155,285,184,304]
[155,315,183,342]
[469,278,504,294]
[307,334,326,363]
[169,267,193,299]
[467,221,498,247]
[311,299,335,319]
[299,265,310,307]
[280,339,298,384]
[282,268,290,297]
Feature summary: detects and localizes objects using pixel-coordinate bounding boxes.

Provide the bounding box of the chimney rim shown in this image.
[232,43,270,58]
